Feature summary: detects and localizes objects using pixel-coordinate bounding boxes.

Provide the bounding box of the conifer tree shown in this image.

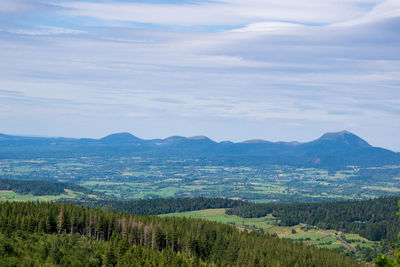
[375,201,400,267]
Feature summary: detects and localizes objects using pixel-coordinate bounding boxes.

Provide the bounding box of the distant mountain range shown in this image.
[1,130,399,168]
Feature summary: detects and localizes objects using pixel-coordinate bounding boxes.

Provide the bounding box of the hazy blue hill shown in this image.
[0,133,23,140]
[292,131,399,167]
[99,132,144,144]
[241,139,273,144]
[160,135,216,145]
[0,130,399,167]
[152,135,218,156]
[0,134,76,147]
[161,136,188,143]
[305,130,371,149]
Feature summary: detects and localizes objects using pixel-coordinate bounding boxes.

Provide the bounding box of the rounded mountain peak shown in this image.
[318,130,371,148]
[188,135,214,142]
[100,132,142,144]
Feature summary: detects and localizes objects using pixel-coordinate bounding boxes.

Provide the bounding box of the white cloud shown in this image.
[7,26,85,36]
[0,0,399,149]
[58,0,383,26]
[332,0,400,26]
[231,22,305,33]
[0,0,33,13]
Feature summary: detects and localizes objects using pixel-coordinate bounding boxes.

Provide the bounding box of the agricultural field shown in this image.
[160,208,277,230]
[160,208,380,260]
[0,189,93,202]
[1,157,400,202]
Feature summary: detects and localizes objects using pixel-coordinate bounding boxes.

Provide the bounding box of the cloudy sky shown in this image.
[0,0,399,150]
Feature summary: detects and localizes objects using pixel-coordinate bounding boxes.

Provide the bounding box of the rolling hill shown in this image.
[0,130,398,168]
[0,130,398,167]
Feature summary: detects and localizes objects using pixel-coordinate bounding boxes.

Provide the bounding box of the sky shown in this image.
[0,0,399,150]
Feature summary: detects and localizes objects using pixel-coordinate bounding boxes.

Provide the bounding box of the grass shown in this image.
[3,157,400,204]
[343,234,375,248]
[286,232,326,240]
[318,244,347,249]
[73,163,400,203]
[311,237,337,245]
[361,186,400,193]
[161,208,276,227]
[160,208,378,252]
[0,191,67,201]
[0,189,96,202]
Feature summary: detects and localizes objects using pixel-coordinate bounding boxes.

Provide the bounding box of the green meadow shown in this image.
[160,208,377,252]
[0,189,95,202]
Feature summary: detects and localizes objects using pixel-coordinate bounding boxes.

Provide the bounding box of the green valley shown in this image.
[160,208,381,262]
[2,156,400,203]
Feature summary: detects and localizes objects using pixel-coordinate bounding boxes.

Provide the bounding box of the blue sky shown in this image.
[0,0,400,150]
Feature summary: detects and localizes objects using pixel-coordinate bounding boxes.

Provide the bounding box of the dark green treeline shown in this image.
[70,197,246,215]
[227,196,400,242]
[0,201,360,266]
[0,179,93,196]
[0,232,202,266]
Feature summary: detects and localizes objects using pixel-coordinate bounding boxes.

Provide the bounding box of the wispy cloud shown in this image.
[3,26,85,35]
[0,0,36,13]
[0,0,399,149]
[332,0,400,26]
[58,0,382,27]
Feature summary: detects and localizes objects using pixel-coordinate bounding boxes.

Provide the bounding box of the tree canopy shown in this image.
[0,201,360,266]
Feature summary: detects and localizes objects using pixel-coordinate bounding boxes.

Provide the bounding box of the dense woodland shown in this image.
[0,232,202,266]
[0,179,93,196]
[70,196,400,242]
[69,195,400,242]
[0,201,360,266]
[374,202,400,266]
[74,197,246,215]
[227,196,400,242]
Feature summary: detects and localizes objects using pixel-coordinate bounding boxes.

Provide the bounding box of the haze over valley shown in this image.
[1,130,400,202]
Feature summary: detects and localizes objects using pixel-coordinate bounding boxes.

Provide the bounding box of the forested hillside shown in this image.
[0,232,201,266]
[0,179,94,196]
[227,196,400,242]
[73,197,246,215]
[0,201,360,266]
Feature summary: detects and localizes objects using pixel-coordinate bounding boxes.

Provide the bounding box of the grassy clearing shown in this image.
[160,208,377,251]
[361,186,400,193]
[0,189,94,202]
[286,232,326,240]
[318,243,347,249]
[343,234,375,248]
[311,237,338,245]
[160,209,276,227]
